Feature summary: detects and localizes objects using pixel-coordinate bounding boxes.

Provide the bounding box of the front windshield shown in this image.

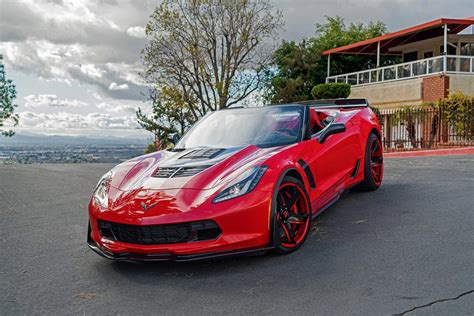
[175,105,303,149]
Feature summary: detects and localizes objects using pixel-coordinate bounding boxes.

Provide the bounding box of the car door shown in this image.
[304,111,360,212]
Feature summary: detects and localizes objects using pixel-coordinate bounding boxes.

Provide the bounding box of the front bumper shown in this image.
[87,225,272,262]
[87,188,274,261]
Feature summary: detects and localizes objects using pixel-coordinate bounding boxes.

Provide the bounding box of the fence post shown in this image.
[443,55,447,73]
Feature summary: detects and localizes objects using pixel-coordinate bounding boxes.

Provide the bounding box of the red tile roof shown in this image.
[322,17,474,56]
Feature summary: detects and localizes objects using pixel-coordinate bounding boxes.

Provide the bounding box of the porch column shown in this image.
[376,41,381,82]
[443,24,448,73]
[376,41,381,67]
[327,54,331,78]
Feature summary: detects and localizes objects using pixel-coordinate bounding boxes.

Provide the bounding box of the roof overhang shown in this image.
[322,17,474,56]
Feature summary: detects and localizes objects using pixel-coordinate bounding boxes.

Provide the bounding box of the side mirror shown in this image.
[168,133,181,145]
[318,123,346,144]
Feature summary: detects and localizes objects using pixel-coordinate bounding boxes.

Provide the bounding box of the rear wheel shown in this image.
[355,133,384,191]
[274,176,311,254]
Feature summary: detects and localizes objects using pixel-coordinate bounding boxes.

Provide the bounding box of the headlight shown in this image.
[93,171,112,208]
[213,166,268,203]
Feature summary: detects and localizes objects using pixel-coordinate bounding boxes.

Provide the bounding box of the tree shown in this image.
[434,93,473,141]
[265,40,320,103]
[267,16,390,103]
[0,55,19,137]
[136,86,195,150]
[142,0,283,117]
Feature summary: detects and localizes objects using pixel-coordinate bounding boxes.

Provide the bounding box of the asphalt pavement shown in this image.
[1,155,473,315]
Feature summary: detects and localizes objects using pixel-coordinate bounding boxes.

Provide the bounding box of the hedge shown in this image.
[311,83,351,100]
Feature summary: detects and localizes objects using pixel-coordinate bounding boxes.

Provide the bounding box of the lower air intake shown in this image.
[98,220,221,245]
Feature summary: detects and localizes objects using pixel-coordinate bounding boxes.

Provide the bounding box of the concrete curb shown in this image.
[384,147,474,158]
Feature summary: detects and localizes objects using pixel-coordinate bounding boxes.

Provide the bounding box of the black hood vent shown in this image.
[179,148,224,160]
[154,165,211,178]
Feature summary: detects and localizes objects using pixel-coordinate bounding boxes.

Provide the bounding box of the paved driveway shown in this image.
[1,155,473,315]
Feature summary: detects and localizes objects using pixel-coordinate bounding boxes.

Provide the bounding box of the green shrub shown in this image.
[311,83,351,100]
[144,142,158,154]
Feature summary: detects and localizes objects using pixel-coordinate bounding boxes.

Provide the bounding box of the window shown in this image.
[175,105,304,149]
[439,45,456,55]
[403,51,418,62]
[460,43,474,56]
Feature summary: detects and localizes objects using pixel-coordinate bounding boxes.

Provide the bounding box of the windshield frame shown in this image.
[174,104,307,150]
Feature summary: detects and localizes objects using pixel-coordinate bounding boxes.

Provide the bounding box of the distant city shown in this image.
[0,133,149,164]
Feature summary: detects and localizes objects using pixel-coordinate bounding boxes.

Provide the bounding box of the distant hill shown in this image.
[0,132,149,146]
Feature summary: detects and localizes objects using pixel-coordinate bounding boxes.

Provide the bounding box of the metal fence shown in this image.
[375,104,474,152]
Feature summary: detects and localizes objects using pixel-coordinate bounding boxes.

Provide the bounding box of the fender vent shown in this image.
[350,159,361,178]
[297,159,316,190]
[154,165,211,178]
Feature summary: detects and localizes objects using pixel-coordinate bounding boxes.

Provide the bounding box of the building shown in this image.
[323,17,474,108]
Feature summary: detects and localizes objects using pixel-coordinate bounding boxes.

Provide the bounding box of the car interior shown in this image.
[309,108,335,135]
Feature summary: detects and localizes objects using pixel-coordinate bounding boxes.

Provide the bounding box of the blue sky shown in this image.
[0,0,472,139]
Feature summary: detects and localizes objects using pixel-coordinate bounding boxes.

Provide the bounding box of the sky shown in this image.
[0,0,473,139]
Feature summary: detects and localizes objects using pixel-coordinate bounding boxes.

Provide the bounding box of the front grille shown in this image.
[154,165,210,178]
[98,220,221,245]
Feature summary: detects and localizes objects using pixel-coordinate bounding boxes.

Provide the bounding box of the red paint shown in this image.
[88,105,383,260]
[385,147,474,158]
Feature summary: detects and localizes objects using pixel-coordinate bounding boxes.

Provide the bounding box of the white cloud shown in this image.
[109,82,129,90]
[0,0,148,101]
[23,94,88,108]
[127,26,146,38]
[96,102,137,114]
[19,111,139,130]
[79,64,105,79]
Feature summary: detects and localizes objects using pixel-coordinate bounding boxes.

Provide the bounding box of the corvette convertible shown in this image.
[87,99,384,261]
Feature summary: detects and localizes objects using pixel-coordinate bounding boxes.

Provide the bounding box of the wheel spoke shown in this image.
[277,192,286,208]
[288,218,305,225]
[281,222,295,243]
[371,162,382,168]
[288,212,307,225]
[371,167,380,182]
[286,188,298,210]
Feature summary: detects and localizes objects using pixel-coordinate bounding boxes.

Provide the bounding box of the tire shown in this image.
[354,132,384,191]
[273,176,312,254]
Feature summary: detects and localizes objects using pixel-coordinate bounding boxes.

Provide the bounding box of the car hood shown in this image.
[108,145,286,192]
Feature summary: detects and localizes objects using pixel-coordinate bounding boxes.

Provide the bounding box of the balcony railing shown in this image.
[326,55,474,86]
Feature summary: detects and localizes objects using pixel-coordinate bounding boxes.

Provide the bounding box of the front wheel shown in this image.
[354,132,384,191]
[274,176,312,254]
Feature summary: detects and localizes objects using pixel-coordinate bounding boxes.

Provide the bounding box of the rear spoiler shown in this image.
[297,99,369,108]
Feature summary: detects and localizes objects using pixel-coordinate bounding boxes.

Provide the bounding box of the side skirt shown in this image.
[311,177,365,220]
[311,191,342,220]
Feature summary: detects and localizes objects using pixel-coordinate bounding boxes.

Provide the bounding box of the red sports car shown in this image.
[87,99,383,261]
